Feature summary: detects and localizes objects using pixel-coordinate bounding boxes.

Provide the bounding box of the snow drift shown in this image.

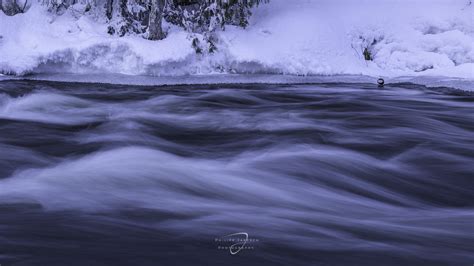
[0,0,473,78]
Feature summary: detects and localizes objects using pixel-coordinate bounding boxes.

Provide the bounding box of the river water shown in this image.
[0,80,473,265]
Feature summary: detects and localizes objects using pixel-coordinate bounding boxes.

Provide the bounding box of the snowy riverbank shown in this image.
[0,0,473,78]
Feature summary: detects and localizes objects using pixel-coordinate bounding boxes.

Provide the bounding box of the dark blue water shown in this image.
[0,80,473,265]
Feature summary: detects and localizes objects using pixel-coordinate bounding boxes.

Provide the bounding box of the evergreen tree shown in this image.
[11,0,268,44]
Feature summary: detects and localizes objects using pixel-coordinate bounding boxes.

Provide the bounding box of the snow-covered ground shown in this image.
[0,0,473,79]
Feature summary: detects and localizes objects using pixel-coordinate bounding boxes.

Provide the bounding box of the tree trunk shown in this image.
[148,0,165,40]
[106,0,113,20]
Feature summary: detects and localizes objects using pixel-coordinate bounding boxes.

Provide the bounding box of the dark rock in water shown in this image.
[377,78,385,87]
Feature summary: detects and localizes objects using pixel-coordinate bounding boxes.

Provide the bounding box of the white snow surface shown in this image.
[0,0,473,79]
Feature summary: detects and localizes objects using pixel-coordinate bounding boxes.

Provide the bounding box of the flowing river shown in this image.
[0,80,473,265]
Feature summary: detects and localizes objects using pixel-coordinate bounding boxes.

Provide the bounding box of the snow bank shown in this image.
[221,0,474,78]
[0,5,197,75]
[0,0,473,79]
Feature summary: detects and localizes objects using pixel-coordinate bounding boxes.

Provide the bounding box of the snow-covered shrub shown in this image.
[163,0,269,53]
[114,0,150,36]
[165,0,269,32]
[420,30,474,66]
[350,29,385,62]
